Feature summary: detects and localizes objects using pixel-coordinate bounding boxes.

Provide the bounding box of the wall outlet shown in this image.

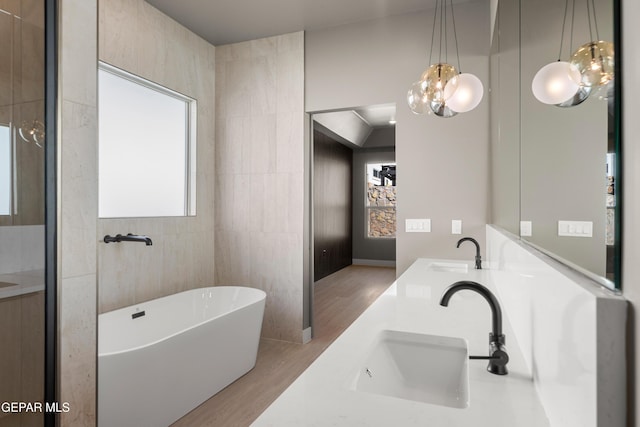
[520,221,532,237]
[451,220,462,234]
[405,219,431,232]
[558,220,593,237]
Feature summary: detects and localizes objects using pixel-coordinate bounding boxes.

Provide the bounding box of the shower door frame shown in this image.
[44,0,57,425]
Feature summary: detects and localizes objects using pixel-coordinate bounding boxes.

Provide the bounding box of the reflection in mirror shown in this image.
[0,124,10,215]
[0,2,47,424]
[490,0,620,289]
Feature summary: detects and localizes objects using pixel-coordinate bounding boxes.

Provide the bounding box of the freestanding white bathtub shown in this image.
[98,286,266,427]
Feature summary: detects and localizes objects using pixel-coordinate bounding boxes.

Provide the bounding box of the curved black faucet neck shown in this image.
[439,281,502,337]
[456,237,482,269]
[439,280,508,375]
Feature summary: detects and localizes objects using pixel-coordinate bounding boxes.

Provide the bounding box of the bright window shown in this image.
[366,163,396,238]
[98,62,196,218]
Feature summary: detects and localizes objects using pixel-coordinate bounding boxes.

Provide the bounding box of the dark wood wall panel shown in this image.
[314,130,353,281]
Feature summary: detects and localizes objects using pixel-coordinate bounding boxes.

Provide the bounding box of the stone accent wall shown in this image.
[367,184,396,238]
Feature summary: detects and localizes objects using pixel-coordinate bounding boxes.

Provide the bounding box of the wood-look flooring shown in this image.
[171,265,396,427]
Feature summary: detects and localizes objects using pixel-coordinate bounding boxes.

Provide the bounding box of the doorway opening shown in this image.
[309,103,397,336]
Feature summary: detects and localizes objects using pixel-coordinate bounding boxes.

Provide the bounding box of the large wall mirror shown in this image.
[490,0,621,289]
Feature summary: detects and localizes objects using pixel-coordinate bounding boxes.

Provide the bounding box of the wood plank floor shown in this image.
[171,265,396,427]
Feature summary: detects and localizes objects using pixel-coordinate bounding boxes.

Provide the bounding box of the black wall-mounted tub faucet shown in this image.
[439,280,509,375]
[104,233,153,246]
[456,237,482,269]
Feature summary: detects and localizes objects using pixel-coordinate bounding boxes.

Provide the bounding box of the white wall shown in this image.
[305,1,491,274]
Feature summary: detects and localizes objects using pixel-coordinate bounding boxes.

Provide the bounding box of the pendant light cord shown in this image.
[558,0,570,60]
[427,0,463,70]
[428,0,438,65]
[439,0,444,63]
[570,0,576,56]
[590,0,601,40]
[450,0,462,72]
[586,0,594,42]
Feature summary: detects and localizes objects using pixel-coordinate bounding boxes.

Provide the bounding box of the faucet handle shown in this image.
[469,333,509,375]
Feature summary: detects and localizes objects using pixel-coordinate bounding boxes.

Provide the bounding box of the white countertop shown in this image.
[0,269,45,299]
[252,259,550,426]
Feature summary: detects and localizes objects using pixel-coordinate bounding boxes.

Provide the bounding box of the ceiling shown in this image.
[145,0,464,46]
[354,104,397,128]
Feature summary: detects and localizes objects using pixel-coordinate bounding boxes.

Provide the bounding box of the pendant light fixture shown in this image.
[532,0,614,107]
[407,0,483,118]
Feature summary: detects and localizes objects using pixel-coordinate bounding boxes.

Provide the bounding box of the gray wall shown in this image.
[352,147,396,262]
[305,1,491,274]
[363,127,396,149]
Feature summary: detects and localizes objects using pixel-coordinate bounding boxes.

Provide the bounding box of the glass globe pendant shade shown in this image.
[407,80,431,114]
[570,40,614,88]
[429,100,458,118]
[531,61,581,104]
[443,73,484,113]
[420,63,458,103]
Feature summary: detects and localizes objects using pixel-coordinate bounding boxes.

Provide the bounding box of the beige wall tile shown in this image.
[99,0,138,73]
[60,101,98,279]
[215,32,305,343]
[59,274,97,427]
[60,0,97,106]
[250,56,277,116]
[97,0,216,314]
[276,112,304,173]
[249,114,277,174]
[58,1,98,425]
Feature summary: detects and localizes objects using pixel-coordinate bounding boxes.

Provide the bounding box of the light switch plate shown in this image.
[451,220,462,234]
[558,220,593,237]
[406,219,431,232]
[520,221,532,237]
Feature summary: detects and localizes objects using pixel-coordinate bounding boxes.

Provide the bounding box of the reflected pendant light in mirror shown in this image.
[532,0,614,107]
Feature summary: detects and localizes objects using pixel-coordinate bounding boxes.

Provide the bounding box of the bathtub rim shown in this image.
[98,285,266,357]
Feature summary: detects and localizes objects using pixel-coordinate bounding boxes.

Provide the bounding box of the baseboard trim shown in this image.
[352,259,396,267]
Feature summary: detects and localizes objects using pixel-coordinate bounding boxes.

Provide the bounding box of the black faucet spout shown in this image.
[439,281,508,375]
[456,237,482,269]
[104,233,153,246]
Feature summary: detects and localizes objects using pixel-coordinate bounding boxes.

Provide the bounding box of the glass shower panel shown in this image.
[0,2,46,426]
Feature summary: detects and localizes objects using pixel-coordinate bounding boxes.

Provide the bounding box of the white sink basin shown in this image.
[426,261,469,273]
[350,330,469,408]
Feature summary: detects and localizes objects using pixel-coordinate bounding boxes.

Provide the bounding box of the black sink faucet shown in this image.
[439,281,509,375]
[456,237,482,269]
